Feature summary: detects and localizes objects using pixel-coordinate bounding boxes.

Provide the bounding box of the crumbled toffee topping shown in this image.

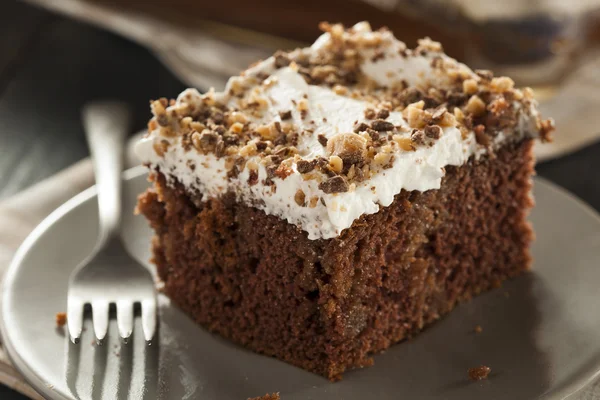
[147,22,553,195]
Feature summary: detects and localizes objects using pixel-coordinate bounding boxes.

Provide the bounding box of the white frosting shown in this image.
[136,23,540,240]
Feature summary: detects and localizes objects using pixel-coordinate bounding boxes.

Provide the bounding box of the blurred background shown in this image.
[0,0,600,397]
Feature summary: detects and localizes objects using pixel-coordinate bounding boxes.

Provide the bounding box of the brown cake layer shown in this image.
[137,139,535,381]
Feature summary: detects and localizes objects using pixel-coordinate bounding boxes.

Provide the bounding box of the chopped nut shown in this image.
[373,152,395,168]
[462,79,478,95]
[371,119,394,132]
[255,123,279,140]
[153,140,170,157]
[150,99,168,125]
[364,108,376,119]
[294,189,306,206]
[239,142,258,157]
[475,69,494,80]
[319,176,349,194]
[405,102,428,129]
[468,366,491,381]
[393,135,415,151]
[326,132,368,164]
[465,95,486,117]
[192,130,219,153]
[297,98,309,113]
[230,122,244,134]
[453,107,465,123]
[228,111,247,125]
[273,51,291,68]
[333,85,348,95]
[490,76,514,93]
[328,155,344,173]
[417,37,443,52]
[309,196,319,208]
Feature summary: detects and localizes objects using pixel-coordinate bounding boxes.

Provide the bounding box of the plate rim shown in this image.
[2,169,600,400]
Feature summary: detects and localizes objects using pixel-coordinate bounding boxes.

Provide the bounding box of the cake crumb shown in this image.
[55,312,67,327]
[468,365,491,380]
[247,393,280,400]
[474,325,483,334]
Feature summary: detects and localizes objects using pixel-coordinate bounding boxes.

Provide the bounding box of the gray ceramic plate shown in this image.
[2,167,600,400]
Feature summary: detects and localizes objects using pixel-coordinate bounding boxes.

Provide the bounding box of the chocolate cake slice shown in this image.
[135,22,553,381]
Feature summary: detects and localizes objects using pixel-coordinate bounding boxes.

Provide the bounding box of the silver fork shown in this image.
[67,101,157,344]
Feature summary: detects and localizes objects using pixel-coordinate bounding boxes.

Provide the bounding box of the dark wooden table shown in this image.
[0,0,599,398]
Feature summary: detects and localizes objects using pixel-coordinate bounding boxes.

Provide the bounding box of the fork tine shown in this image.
[116,300,134,341]
[141,298,157,342]
[67,297,84,343]
[91,300,110,342]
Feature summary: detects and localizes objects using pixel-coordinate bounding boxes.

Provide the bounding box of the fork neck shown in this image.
[83,102,132,248]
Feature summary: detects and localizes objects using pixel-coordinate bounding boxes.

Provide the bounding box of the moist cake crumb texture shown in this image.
[136,22,552,381]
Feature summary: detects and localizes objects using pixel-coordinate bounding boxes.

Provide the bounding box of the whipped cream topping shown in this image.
[136,22,548,240]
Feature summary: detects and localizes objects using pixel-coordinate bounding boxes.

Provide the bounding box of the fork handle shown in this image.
[83,102,132,246]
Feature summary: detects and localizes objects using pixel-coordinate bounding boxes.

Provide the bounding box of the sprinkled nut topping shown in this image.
[145,21,553,204]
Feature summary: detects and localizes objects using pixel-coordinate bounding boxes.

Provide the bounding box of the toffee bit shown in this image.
[279,110,292,120]
[319,176,349,194]
[371,119,394,132]
[424,125,442,139]
[274,51,291,68]
[468,366,491,381]
[376,109,390,119]
[410,129,427,146]
[317,134,328,147]
[296,159,315,174]
[354,122,370,133]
